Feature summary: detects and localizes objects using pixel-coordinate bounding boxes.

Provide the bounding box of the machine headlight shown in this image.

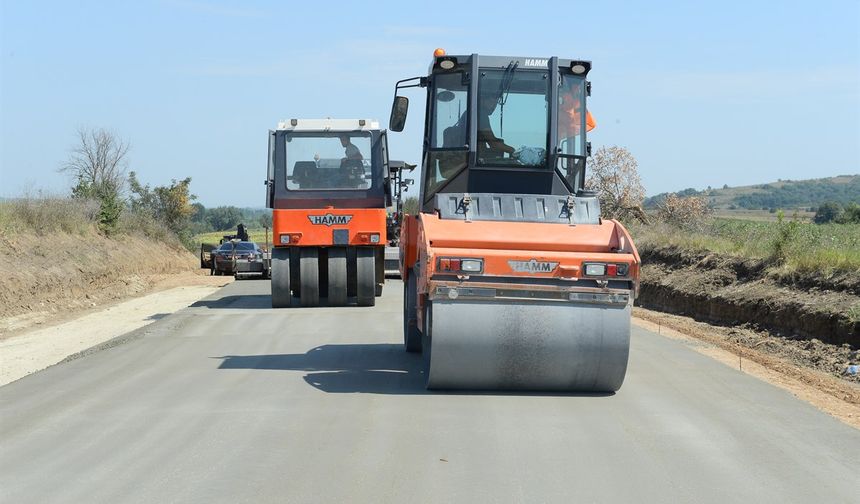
[460,259,483,272]
[584,263,606,276]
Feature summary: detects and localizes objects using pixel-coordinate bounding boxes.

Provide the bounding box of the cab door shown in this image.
[266,130,275,208]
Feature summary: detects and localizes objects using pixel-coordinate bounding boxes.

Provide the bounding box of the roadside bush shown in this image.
[128,172,197,250]
[769,211,801,263]
[656,193,711,228]
[587,146,648,223]
[0,195,99,236]
[116,209,182,248]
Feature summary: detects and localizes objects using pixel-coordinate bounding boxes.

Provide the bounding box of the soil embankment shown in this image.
[636,244,859,386]
[637,245,859,347]
[0,231,209,336]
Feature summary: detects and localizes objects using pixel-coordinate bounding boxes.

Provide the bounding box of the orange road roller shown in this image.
[265,118,402,307]
[389,52,641,391]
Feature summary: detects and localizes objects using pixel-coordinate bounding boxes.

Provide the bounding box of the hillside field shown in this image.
[645,174,859,214]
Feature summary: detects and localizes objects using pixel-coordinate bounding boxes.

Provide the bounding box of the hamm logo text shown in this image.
[308,214,353,226]
[508,259,559,273]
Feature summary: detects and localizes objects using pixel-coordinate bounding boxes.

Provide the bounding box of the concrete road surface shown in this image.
[1,280,857,503]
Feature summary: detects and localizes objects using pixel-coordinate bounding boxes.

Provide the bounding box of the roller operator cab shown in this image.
[266,118,393,307]
[390,52,641,392]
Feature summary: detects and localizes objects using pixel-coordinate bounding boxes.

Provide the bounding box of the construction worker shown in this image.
[558,84,596,152]
[237,223,249,242]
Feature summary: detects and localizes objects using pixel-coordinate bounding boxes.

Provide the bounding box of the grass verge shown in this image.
[629,217,860,275]
[194,228,274,247]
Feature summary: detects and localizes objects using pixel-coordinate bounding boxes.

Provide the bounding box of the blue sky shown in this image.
[1,0,858,207]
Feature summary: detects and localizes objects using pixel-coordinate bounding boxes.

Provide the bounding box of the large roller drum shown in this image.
[424,300,631,392]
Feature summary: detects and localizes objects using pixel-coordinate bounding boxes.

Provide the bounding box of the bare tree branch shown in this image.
[61,127,129,193]
[586,146,648,223]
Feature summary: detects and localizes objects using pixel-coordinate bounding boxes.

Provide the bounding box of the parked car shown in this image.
[212,241,269,279]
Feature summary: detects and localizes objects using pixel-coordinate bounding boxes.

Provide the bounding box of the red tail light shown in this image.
[279,233,302,244]
[438,257,483,274]
[356,232,381,244]
[583,262,629,277]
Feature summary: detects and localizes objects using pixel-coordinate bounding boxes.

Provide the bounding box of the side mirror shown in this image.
[389,96,409,132]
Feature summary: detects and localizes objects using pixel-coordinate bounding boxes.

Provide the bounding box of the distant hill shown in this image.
[644,175,860,210]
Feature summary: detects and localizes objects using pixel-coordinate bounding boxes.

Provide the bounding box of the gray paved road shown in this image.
[1,280,857,503]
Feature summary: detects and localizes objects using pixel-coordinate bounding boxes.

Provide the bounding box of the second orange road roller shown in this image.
[389,51,641,392]
[265,118,402,307]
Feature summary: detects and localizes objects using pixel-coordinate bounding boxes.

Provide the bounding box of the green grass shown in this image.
[195,228,274,248]
[630,217,860,275]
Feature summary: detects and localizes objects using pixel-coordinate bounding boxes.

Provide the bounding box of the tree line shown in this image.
[188,205,272,235]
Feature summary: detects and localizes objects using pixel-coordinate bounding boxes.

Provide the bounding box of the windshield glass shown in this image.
[477,69,549,167]
[285,133,372,190]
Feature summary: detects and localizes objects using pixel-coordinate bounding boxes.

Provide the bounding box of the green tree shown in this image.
[402,196,419,215]
[258,212,273,228]
[837,202,860,224]
[190,202,207,222]
[62,128,129,233]
[207,206,244,231]
[813,202,842,224]
[128,172,197,243]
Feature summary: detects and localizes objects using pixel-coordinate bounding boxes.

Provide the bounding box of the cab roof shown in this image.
[275,118,380,132]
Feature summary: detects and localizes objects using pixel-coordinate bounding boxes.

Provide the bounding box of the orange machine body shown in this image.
[402,213,641,330]
[273,208,387,247]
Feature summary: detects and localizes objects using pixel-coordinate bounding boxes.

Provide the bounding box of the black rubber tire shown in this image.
[327,247,347,306]
[356,248,375,307]
[271,248,292,308]
[403,270,422,353]
[300,248,320,307]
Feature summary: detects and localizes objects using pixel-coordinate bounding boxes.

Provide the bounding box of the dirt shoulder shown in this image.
[633,308,860,430]
[0,230,226,338]
[635,243,860,428]
[0,278,230,386]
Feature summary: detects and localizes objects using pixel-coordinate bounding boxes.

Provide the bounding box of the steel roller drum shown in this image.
[425,300,631,392]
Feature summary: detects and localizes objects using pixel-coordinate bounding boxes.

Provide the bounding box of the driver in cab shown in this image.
[339,134,363,164]
[338,134,365,188]
[477,93,516,160]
